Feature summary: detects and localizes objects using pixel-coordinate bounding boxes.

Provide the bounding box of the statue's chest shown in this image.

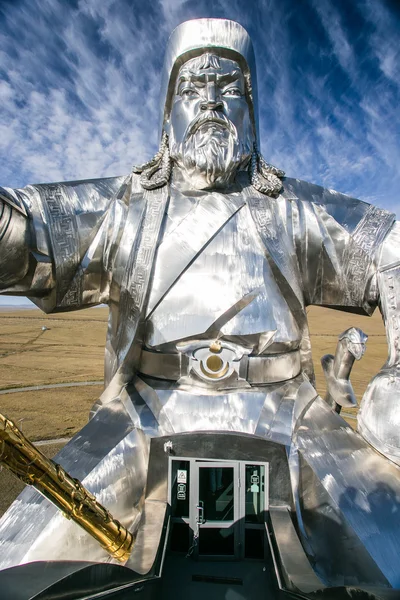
[145,198,301,350]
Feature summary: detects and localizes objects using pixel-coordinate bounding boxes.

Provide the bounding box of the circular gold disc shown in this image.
[206,354,224,372]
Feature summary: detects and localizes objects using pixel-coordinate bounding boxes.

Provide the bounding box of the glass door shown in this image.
[191,461,239,559]
[168,457,269,560]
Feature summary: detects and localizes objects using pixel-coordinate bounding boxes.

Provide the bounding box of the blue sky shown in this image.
[0,0,399,306]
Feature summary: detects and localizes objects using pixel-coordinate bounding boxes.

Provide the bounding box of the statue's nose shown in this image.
[200,99,223,111]
[200,80,223,111]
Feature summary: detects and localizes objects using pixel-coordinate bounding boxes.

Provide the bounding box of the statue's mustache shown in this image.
[185,111,235,140]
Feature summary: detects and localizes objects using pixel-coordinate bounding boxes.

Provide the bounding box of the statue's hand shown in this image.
[358,366,400,463]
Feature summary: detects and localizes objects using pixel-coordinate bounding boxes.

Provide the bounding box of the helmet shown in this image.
[159,18,259,143]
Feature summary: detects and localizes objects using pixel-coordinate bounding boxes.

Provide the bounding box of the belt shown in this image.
[139,344,301,385]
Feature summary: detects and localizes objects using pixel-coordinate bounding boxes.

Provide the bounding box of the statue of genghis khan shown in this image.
[0,18,400,575]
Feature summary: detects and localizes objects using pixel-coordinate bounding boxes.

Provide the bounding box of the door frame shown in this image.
[190,460,239,560]
[168,457,269,560]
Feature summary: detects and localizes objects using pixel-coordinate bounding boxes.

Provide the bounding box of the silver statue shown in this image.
[1,18,400,596]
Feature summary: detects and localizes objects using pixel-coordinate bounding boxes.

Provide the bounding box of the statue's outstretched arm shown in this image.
[0,176,128,312]
[358,220,400,465]
[0,184,56,304]
[0,191,31,291]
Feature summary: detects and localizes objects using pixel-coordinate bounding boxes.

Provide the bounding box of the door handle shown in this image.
[196,500,205,524]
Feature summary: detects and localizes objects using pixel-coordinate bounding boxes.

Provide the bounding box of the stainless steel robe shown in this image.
[0,171,397,569]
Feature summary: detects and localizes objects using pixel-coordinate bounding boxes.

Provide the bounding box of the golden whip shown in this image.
[0,413,133,562]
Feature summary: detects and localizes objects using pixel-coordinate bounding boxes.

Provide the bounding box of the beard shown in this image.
[170,112,252,188]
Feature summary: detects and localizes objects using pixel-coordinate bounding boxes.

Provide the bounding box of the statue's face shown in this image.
[166,54,254,189]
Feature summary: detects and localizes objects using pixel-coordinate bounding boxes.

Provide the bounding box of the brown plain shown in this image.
[0,304,388,516]
[0,305,387,441]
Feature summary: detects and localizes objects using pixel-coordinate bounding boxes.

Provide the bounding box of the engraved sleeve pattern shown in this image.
[343,205,395,307]
[40,184,80,307]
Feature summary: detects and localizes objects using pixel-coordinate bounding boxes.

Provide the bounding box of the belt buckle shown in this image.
[176,339,251,385]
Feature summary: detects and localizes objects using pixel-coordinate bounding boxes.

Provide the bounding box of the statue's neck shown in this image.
[170,164,248,195]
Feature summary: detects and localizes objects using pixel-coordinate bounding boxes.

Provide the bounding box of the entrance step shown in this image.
[160,553,276,600]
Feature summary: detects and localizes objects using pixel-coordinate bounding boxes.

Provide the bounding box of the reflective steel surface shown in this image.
[0,398,147,569]
[0,413,133,562]
[159,19,259,142]
[0,16,400,596]
[322,327,368,412]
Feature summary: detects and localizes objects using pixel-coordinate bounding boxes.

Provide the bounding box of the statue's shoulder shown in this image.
[28,175,128,215]
[282,176,395,236]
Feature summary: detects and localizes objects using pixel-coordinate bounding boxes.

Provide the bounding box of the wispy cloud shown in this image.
[0,0,399,217]
[0,0,167,185]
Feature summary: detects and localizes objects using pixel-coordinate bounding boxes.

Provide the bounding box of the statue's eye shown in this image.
[180,88,199,98]
[222,88,242,97]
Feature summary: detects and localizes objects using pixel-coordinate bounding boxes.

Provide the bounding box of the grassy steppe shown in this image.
[0,305,387,441]
[0,304,388,516]
[0,307,108,440]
